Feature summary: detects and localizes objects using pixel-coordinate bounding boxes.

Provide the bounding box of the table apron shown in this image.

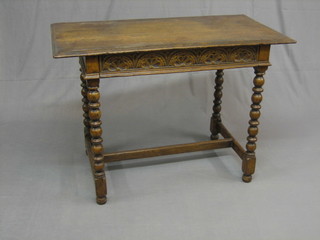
[80,45,271,79]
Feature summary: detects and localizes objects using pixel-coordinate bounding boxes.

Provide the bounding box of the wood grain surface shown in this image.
[51,15,296,58]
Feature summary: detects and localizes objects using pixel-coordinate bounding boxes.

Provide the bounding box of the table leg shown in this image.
[242,66,268,182]
[210,70,224,140]
[80,75,90,150]
[87,78,107,204]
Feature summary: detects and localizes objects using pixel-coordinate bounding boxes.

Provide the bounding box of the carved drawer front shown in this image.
[100,46,259,76]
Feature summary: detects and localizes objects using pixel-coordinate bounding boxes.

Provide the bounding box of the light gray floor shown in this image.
[1,0,320,239]
[1,77,320,240]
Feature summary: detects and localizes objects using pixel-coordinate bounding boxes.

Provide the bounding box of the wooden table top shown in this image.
[51,15,295,58]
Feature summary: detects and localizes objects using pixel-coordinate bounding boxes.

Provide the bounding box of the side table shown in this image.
[51,15,295,204]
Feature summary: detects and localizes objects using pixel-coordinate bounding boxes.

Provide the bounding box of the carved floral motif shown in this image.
[200,48,228,64]
[136,53,166,69]
[230,47,257,62]
[168,50,197,66]
[104,55,133,71]
[101,46,258,72]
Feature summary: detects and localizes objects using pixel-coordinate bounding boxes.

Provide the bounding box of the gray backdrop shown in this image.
[1,0,319,239]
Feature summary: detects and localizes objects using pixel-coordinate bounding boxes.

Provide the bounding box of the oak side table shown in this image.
[51,15,295,204]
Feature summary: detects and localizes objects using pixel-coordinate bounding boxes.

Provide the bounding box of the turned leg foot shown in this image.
[95,174,107,204]
[210,70,224,140]
[242,155,255,183]
[96,197,107,205]
[242,174,253,183]
[242,66,267,182]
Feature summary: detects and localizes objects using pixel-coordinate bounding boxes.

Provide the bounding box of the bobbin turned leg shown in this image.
[87,78,107,204]
[210,70,224,140]
[80,75,90,153]
[242,66,268,182]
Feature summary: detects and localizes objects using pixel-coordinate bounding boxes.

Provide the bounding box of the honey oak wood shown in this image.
[51,15,295,58]
[104,139,233,162]
[99,61,270,78]
[51,15,296,204]
[210,70,224,140]
[242,66,268,183]
[86,78,107,204]
[219,122,247,161]
[98,45,268,78]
